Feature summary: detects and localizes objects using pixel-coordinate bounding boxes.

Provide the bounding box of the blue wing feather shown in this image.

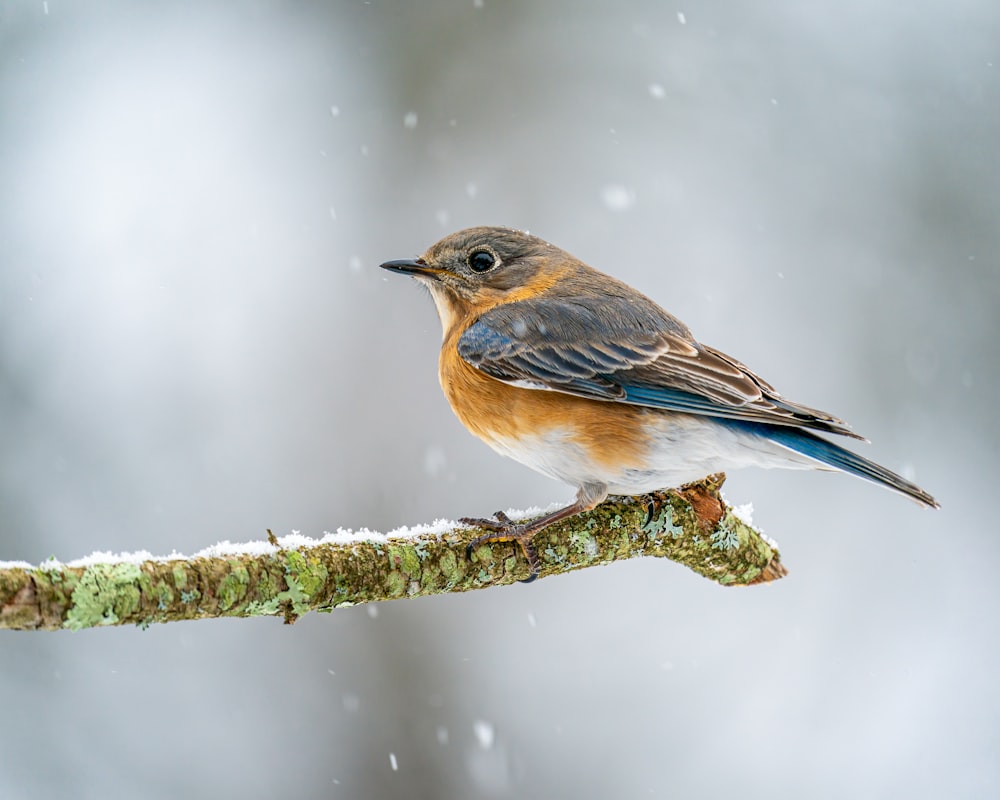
[458,299,863,438]
[737,422,938,507]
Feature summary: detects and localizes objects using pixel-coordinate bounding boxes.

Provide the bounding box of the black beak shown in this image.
[379,258,440,278]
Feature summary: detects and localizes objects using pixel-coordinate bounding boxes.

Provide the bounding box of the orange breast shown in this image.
[438,340,652,473]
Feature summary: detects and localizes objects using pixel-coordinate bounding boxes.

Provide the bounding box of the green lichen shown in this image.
[153,581,174,611]
[332,574,351,599]
[438,550,460,584]
[256,569,280,602]
[275,577,307,619]
[283,550,328,601]
[34,568,77,608]
[275,552,328,619]
[469,543,493,568]
[643,504,685,539]
[217,563,250,611]
[570,530,599,559]
[245,598,281,617]
[385,570,406,597]
[710,527,741,551]
[387,544,421,577]
[64,563,143,631]
[172,564,187,589]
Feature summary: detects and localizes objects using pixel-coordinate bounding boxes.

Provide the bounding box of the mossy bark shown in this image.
[0,474,785,631]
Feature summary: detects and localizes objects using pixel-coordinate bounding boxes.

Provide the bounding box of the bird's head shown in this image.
[380,226,568,335]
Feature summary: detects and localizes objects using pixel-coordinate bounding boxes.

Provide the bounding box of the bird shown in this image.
[380,226,938,581]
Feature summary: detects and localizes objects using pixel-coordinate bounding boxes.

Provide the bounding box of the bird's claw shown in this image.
[459,510,516,532]
[461,511,541,583]
[642,492,666,528]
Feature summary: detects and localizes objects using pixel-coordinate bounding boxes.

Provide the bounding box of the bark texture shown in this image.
[0,475,785,631]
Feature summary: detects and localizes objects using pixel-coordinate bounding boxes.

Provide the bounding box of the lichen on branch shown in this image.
[0,474,785,632]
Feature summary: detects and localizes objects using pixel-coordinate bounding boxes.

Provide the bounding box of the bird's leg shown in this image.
[462,516,543,581]
[459,510,518,532]
[462,482,608,583]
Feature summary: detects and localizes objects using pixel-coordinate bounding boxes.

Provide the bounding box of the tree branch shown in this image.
[0,474,785,631]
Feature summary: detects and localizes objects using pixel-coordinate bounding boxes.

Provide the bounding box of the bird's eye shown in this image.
[468,249,497,273]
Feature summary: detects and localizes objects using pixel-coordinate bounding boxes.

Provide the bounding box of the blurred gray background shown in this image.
[1,1,996,797]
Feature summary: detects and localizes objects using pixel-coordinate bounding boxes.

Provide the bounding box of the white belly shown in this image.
[484,412,816,494]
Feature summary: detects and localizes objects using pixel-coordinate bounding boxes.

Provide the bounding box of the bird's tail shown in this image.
[758,424,939,508]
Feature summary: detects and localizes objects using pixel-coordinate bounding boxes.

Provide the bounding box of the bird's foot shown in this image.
[460,511,541,583]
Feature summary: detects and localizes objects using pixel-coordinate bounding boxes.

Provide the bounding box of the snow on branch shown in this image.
[0,474,785,632]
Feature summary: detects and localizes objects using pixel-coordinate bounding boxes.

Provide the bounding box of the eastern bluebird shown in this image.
[381,226,938,580]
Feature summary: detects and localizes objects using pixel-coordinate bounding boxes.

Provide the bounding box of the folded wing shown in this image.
[458,295,864,440]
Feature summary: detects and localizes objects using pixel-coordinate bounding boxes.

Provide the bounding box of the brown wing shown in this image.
[458,295,864,440]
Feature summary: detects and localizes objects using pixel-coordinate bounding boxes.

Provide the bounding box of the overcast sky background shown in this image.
[1,1,997,797]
